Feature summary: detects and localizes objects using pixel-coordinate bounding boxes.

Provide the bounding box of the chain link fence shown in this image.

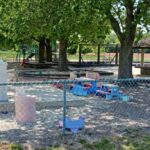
[0,78,150,148]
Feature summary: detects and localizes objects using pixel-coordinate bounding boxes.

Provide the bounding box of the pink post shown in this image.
[15,94,36,123]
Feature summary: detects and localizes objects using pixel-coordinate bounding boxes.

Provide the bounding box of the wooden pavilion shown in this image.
[133,38,150,75]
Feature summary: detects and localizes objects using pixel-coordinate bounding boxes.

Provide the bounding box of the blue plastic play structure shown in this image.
[58,116,84,133]
[71,81,129,101]
[71,84,88,96]
[96,84,129,101]
[71,81,97,96]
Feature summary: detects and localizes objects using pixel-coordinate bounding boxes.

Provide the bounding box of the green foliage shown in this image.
[90,0,150,39]
[9,144,23,150]
[105,46,116,52]
[80,135,150,150]
[94,138,116,150]
[81,47,92,54]
[67,44,78,54]
[121,136,150,150]
[0,0,110,47]
[143,33,150,38]
[5,134,150,150]
[105,32,119,45]
[79,139,87,145]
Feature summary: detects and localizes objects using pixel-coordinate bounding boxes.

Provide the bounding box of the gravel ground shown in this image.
[0,82,150,148]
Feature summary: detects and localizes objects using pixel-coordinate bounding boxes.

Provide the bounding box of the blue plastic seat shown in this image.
[58,116,85,133]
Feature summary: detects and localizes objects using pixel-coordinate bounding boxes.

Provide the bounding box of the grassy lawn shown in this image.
[68,54,150,62]
[0,50,17,61]
[68,54,103,61]
[0,50,149,63]
[80,135,150,150]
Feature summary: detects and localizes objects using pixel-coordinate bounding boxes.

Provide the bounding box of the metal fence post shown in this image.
[63,81,67,135]
[97,44,100,64]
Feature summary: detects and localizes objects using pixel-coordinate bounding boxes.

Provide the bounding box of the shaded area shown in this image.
[0,81,150,148]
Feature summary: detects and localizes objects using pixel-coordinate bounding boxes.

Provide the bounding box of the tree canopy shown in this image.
[89,0,150,78]
[0,0,110,44]
[0,0,149,77]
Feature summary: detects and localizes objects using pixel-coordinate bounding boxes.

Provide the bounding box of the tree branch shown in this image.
[134,0,150,20]
[124,0,134,26]
[124,0,137,42]
[124,0,149,42]
[31,36,39,42]
[107,12,123,42]
[112,5,124,32]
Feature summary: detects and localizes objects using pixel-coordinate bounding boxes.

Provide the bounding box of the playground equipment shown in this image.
[77,44,119,66]
[58,116,84,133]
[0,60,8,102]
[71,81,97,96]
[16,45,39,63]
[71,84,89,96]
[70,72,100,96]
[96,84,129,101]
[26,53,35,62]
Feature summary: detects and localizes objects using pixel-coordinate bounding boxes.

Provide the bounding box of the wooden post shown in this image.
[140,48,144,75]
[97,44,100,64]
[115,44,118,65]
[79,44,82,66]
[141,48,144,66]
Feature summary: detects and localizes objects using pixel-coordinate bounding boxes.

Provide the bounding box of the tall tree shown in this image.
[45,39,52,62]
[43,0,110,71]
[0,0,110,70]
[96,0,150,78]
[0,0,53,63]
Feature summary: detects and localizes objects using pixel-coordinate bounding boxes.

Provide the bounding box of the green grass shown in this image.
[0,50,149,63]
[80,135,150,150]
[80,138,116,150]
[68,54,103,61]
[0,50,16,61]
[68,54,150,62]
[2,133,150,150]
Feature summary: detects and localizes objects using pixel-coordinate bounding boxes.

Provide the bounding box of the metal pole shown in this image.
[79,44,82,66]
[141,49,144,67]
[63,81,67,135]
[97,44,100,64]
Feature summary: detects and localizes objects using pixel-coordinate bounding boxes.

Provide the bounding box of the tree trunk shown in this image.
[118,40,133,79]
[46,39,52,62]
[58,39,68,71]
[39,37,45,63]
[107,1,137,79]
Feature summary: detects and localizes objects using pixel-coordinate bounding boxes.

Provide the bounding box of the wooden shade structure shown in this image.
[133,38,150,75]
[133,38,150,66]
